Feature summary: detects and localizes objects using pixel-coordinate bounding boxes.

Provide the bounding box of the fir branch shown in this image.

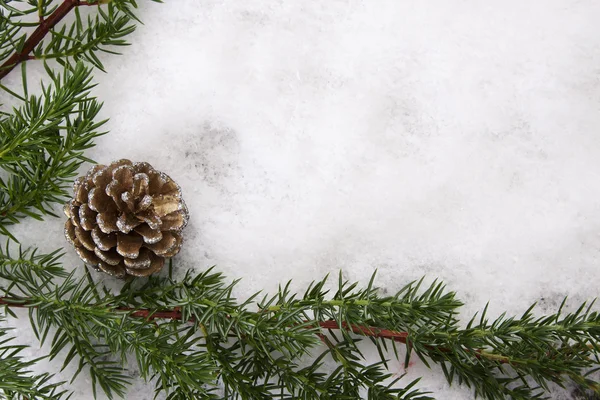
[0,262,434,399]
[0,254,598,399]
[0,62,104,239]
[0,0,94,81]
[0,1,160,242]
[0,243,68,309]
[0,0,156,80]
[0,316,71,399]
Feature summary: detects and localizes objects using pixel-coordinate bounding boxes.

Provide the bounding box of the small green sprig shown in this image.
[0,316,71,399]
[0,63,104,240]
[0,0,159,79]
[424,300,600,399]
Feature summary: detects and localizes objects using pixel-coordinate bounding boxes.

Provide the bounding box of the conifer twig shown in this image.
[0,0,96,81]
[0,296,411,342]
[0,317,71,399]
[1,250,599,398]
[0,295,545,368]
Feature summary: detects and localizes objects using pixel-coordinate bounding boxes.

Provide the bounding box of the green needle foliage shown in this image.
[0,249,599,399]
[0,63,104,240]
[0,317,71,399]
[0,1,599,400]
[0,0,160,239]
[0,0,153,72]
[1,250,438,399]
[0,0,157,397]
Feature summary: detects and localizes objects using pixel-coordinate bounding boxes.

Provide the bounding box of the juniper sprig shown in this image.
[0,248,599,399]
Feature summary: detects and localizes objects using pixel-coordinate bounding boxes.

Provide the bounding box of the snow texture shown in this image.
[4,0,600,399]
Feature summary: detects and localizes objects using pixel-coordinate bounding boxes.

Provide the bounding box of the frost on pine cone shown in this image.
[64,159,189,278]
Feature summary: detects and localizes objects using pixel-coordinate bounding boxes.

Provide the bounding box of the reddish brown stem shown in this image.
[0,297,409,343]
[0,0,95,81]
[0,296,513,364]
[117,306,410,343]
[317,320,408,343]
[0,298,28,307]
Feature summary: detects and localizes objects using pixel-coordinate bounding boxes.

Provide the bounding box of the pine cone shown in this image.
[64,159,189,278]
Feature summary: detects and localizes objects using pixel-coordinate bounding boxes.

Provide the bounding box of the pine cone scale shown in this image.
[79,204,96,230]
[113,165,134,189]
[91,166,113,188]
[126,256,164,277]
[124,247,152,269]
[74,226,95,251]
[92,228,116,251]
[95,248,121,266]
[152,195,182,217]
[97,211,119,234]
[160,210,187,231]
[99,262,124,277]
[88,187,112,213]
[73,177,88,203]
[116,212,141,233]
[117,234,143,258]
[137,195,153,212]
[134,224,163,244]
[132,174,149,197]
[121,192,136,212]
[65,219,77,246]
[146,231,181,257]
[64,159,188,278]
[76,247,100,266]
[137,211,161,230]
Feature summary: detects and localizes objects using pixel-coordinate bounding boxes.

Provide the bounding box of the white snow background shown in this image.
[4,0,600,399]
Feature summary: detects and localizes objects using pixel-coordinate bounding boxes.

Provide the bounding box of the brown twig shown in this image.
[0,0,96,81]
[0,297,410,343]
[317,319,409,343]
[116,305,411,343]
[0,296,521,365]
[0,298,28,307]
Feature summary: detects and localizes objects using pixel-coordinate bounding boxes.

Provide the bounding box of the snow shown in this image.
[4,0,600,398]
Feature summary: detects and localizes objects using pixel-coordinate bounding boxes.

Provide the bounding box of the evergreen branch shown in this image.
[0,262,434,399]
[0,253,598,399]
[0,316,71,399]
[0,0,96,81]
[0,294,426,398]
[0,244,68,305]
[0,0,162,83]
[0,1,159,242]
[0,62,104,238]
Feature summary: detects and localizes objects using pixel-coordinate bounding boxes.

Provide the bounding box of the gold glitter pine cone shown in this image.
[64,159,189,278]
